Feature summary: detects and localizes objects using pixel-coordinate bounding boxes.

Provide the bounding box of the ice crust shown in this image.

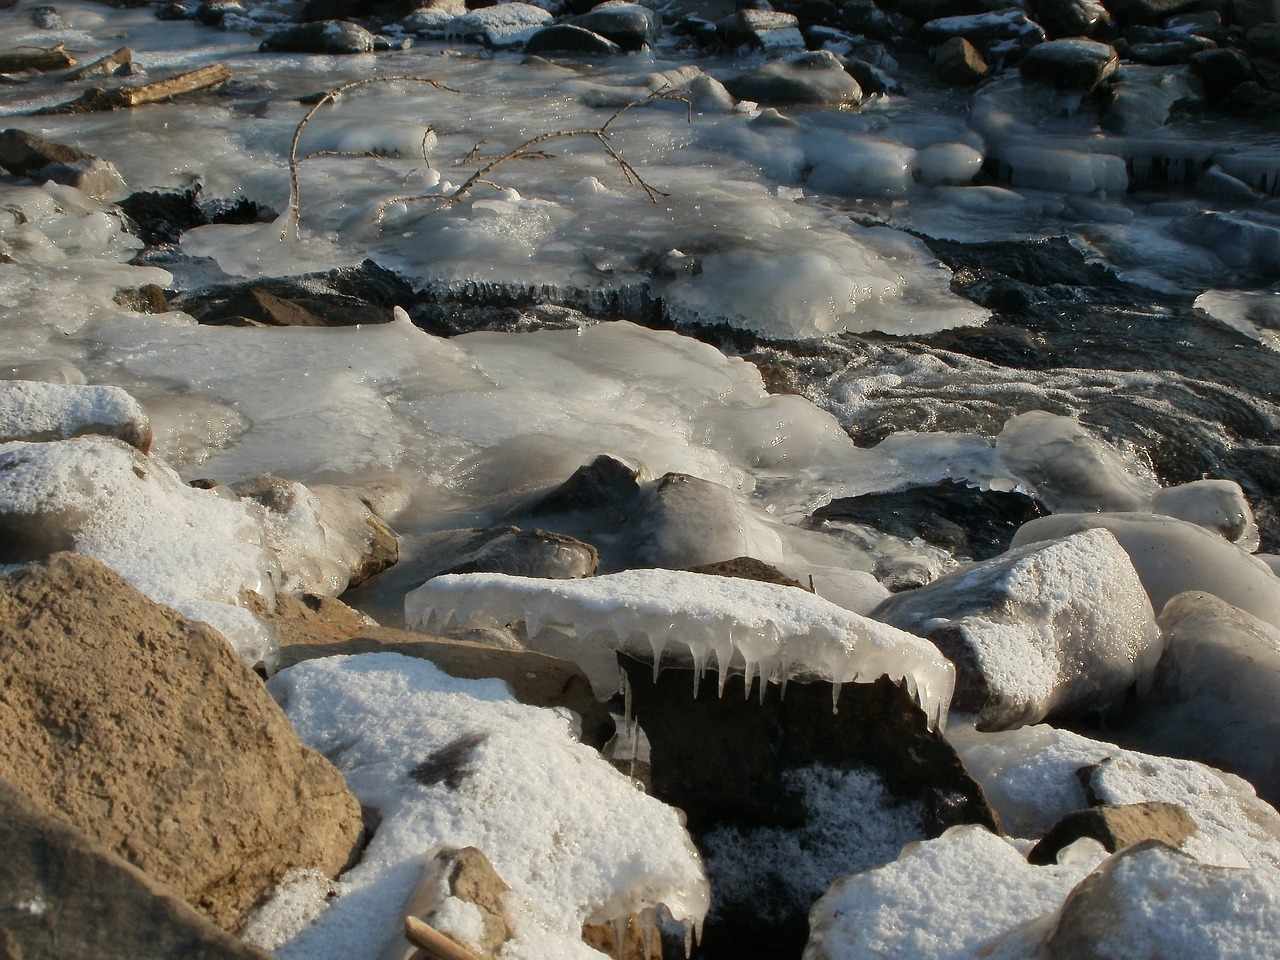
[405,568,956,724]
[264,653,710,960]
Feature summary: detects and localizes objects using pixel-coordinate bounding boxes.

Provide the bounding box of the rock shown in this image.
[1230,79,1280,111]
[683,555,806,588]
[715,8,807,51]
[1231,0,1280,28]
[1038,841,1280,958]
[1127,34,1216,64]
[813,479,1046,561]
[934,35,990,84]
[1104,0,1197,24]
[449,3,553,47]
[623,472,782,569]
[582,913,662,960]
[570,1,659,50]
[0,553,364,930]
[1102,63,1201,133]
[0,380,153,452]
[259,20,377,54]
[171,261,413,326]
[120,188,274,248]
[231,475,399,594]
[0,128,125,200]
[1246,21,1280,57]
[0,777,273,960]
[1031,0,1113,37]
[723,50,864,105]
[872,528,1162,730]
[1190,46,1254,96]
[526,453,643,522]
[1019,37,1120,90]
[391,846,515,959]
[524,23,622,54]
[270,594,616,749]
[194,0,244,25]
[1149,478,1259,549]
[920,9,1047,59]
[433,525,598,579]
[621,657,997,960]
[1027,801,1198,864]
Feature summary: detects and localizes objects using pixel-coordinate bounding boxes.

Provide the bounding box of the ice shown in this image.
[1195,288,1280,350]
[803,824,1103,960]
[1012,512,1280,630]
[263,653,709,960]
[1149,478,1260,551]
[0,380,150,447]
[404,568,956,724]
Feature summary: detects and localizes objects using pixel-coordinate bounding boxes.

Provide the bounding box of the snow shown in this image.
[262,653,709,959]
[0,380,150,446]
[405,567,956,722]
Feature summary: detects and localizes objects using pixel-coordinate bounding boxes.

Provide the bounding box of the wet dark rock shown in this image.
[570,1,659,50]
[194,0,243,25]
[1104,0,1196,25]
[1030,0,1113,37]
[298,0,426,21]
[1230,0,1279,28]
[526,454,643,522]
[170,260,415,327]
[1019,37,1118,89]
[433,525,599,579]
[525,23,622,54]
[1027,801,1198,865]
[1101,63,1200,133]
[1231,79,1280,110]
[920,9,1047,56]
[836,0,910,39]
[120,189,273,247]
[0,128,124,200]
[1190,46,1254,95]
[723,49,864,104]
[1164,10,1225,41]
[935,35,990,83]
[1246,21,1280,57]
[1171,210,1280,276]
[715,8,806,50]
[155,1,197,19]
[1126,34,1216,64]
[813,480,1046,561]
[259,19,377,53]
[619,655,997,959]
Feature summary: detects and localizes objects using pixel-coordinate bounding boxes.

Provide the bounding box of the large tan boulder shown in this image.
[0,777,272,960]
[0,553,364,931]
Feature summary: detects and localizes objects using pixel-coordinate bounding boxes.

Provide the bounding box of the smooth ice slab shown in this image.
[405,568,955,725]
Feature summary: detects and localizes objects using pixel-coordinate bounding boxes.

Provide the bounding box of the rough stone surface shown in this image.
[269,593,617,749]
[1028,801,1198,864]
[1019,38,1120,90]
[0,128,125,199]
[935,36,989,84]
[0,553,364,931]
[0,777,273,960]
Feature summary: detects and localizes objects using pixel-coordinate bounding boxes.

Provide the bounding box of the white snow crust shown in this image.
[264,653,710,960]
[405,568,956,722]
[0,380,149,446]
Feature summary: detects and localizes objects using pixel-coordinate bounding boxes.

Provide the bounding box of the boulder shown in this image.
[1189,47,1254,97]
[920,9,1047,58]
[935,35,990,84]
[722,50,864,105]
[1019,37,1120,90]
[1104,0,1197,25]
[715,8,806,52]
[570,1,659,50]
[268,593,616,750]
[0,380,153,452]
[0,777,273,960]
[0,553,364,930]
[1027,801,1198,864]
[872,528,1162,730]
[259,20,376,53]
[432,525,598,579]
[525,24,622,55]
[1030,0,1113,37]
[0,128,124,200]
[1127,35,1216,64]
[525,453,643,522]
[1101,63,1201,133]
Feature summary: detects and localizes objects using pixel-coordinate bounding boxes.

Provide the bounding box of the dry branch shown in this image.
[403,916,485,960]
[0,44,76,73]
[282,75,456,239]
[37,62,230,114]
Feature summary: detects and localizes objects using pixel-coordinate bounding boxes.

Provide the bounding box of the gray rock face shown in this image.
[1019,37,1120,90]
[723,50,863,105]
[872,528,1161,730]
[0,128,125,199]
[0,778,273,960]
[259,19,376,53]
[0,553,364,930]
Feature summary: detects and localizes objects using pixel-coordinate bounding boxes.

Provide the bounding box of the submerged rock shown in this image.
[0,777,273,960]
[0,553,364,930]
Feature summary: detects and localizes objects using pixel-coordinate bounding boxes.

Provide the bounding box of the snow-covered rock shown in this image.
[872,528,1161,730]
[261,653,709,959]
[405,567,956,722]
[1011,512,1280,629]
[1149,478,1260,550]
[0,379,152,452]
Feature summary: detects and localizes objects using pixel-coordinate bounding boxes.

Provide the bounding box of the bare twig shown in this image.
[404,916,485,960]
[282,75,456,239]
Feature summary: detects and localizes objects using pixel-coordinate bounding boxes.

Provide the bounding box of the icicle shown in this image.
[619,667,633,739]
[648,633,668,683]
[524,608,543,639]
[683,918,694,958]
[830,678,840,714]
[641,907,655,960]
[612,916,626,960]
[742,656,756,700]
[690,644,707,698]
[629,719,639,780]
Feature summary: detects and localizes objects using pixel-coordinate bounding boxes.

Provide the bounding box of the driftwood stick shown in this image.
[403,916,485,960]
[0,44,76,73]
[37,62,230,114]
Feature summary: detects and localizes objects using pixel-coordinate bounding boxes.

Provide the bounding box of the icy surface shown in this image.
[803,824,1103,960]
[405,568,956,722]
[1012,512,1280,629]
[265,654,709,960]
